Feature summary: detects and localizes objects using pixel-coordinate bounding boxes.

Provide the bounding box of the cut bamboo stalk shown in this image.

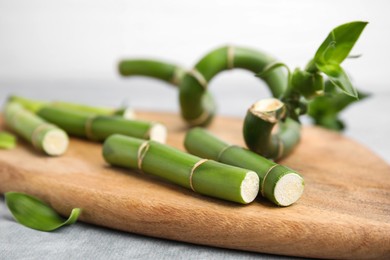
[103,134,259,204]
[4,102,69,156]
[184,127,304,206]
[37,106,166,143]
[8,95,135,119]
[243,98,301,160]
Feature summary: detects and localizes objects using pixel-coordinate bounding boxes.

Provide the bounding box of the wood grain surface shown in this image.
[1,111,389,259]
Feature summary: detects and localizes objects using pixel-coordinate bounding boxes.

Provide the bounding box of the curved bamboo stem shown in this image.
[243,98,300,160]
[118,59,185,87]
[118,46,287,126]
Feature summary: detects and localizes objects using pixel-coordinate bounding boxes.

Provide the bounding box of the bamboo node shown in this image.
[31,124,54,149]
[189,159,209,192]
[137,141,150,170]
[217,145,236,161]
[261,164,278,197]
[187,109,210,126]
[170,67,183,86]
[84,116,96,140]
[188,69,208,89]
[227,46,235,69]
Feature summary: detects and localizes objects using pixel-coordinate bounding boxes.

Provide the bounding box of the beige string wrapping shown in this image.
[216,145,238,161]
[170,67,183,86]
[84,116,96,140]
[260,164,278,197]
[189,159,209,192]
[187,110,210,126]
[188,69,208,89]
[227,46,235,69]
[137,141,150,170]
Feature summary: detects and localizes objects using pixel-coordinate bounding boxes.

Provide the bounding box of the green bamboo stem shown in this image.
[4,102,69,156]
[118,46,287,126]
[118,59,185,87]
[0,131,17,149]
[36,106,166,143]
[103,134,259,204]
[243,98,301,160]
[8,95,135,119]
[184,128,304,206]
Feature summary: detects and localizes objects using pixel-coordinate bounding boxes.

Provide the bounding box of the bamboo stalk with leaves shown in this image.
[119,21,368,160]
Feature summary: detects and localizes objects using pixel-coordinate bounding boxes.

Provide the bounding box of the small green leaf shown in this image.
[5,192,81,232]
[0,131,17,149]
[314,21,368,65]
[316,63,357,98]
[308,80,369,131]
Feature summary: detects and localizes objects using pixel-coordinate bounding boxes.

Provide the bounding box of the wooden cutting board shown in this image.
[1,111,389,259]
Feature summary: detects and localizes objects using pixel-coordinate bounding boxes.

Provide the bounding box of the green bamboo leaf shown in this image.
[308,81,369,131]
[316,63,358,98]
[5,192,81,231]
[0,131,17,149]
[314,21,368,65]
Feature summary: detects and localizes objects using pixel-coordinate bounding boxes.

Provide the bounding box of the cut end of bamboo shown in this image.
[42,129,69,156]
[149,123,167,143]
[122,108,136,119]
[240,171,260,203]
[250,98,285,123]
[274,173,304,206]
[252,98,283,112]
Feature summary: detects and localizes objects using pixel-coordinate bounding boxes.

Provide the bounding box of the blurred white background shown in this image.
[0,0,389,161]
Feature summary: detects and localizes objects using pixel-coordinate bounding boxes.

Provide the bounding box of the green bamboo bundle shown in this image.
[119,46,287,126]
[184,128,304,206]
[243,98,301,160]
[9,95,135,119]
[103,134,259,204]
[36,106,166,143]
[4,102,69,156]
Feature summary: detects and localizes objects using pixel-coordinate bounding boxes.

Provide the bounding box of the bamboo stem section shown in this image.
[103,134,259,204]
[184,128,304,206]
[118,60,185,87]
[243,98,301,160]
[9,96,135,119]
[4,102,69,156]
[36,106,166,143]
